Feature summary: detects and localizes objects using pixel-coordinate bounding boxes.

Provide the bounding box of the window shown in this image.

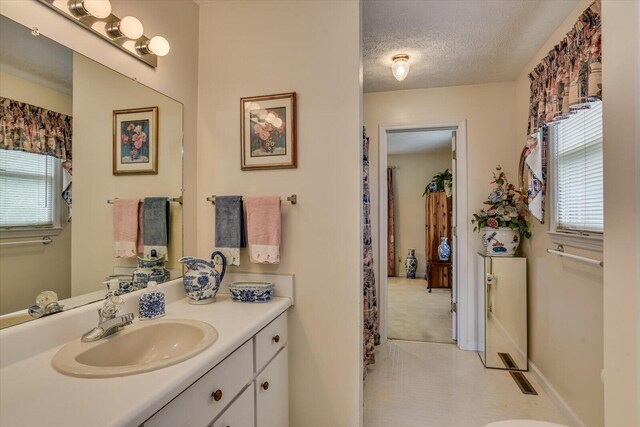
[549,101,603,247]
[0,150,63,232]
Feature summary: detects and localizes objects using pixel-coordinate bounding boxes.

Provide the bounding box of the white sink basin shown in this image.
[52,319,218,378]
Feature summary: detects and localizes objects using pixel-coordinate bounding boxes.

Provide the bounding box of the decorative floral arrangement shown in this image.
[472,165,532,238]
[423,168,453,197]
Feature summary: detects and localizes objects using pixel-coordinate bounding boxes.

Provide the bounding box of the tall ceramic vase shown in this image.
[405,248,417,279]
[438,237,451,261]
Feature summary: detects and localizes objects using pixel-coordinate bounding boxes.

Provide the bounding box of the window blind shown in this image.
[0,150,59,228]
[554,101,603,233]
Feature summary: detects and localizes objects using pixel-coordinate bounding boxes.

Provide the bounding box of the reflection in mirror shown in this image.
[0,16,183,329]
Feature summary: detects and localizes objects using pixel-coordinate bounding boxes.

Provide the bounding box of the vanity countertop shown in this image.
[0,292,292,427]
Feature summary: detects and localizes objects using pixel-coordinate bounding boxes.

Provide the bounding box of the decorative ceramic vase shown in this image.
[405,248,418,279]
[180,252,227,304]
[481,227,520,256]
[133,250,169,289]
[438,237,451,261]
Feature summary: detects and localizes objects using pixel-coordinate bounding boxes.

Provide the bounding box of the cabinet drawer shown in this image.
[255,312,288,372]
[145,340,253,427]
[211,386,254,427]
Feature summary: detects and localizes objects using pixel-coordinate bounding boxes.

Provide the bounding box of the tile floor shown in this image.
[364,341,570,427]
[388,277,454,343]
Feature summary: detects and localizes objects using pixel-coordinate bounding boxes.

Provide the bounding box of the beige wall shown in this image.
[0,71,72,314]
[601,1,639,425]
[0,0,199,257]
[197,1,362,425]
[388,148,451,276]
[513,1,604,425]
[365,82,519,350]
[72,53,183,296]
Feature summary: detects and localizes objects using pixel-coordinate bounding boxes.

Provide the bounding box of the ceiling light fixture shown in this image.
[136,36,171,57]
[69,0,112,19]
[106,16,144,39]
[391,54,410,81]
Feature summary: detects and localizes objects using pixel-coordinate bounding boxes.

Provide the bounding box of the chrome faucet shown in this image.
[81,296,134,343]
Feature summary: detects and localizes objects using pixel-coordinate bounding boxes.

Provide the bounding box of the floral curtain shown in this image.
[0,97,73,216]
[363,131,380,373]
[524,0,601,222]
[387,168,396,277]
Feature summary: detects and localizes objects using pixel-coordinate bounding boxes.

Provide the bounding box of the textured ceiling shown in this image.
[363,0,580,93]
[387,129,453,155]
[0,16,72,95]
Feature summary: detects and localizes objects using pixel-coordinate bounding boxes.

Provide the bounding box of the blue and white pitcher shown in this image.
[180,252,227,304]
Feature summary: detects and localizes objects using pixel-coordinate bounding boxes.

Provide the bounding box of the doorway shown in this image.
[378,121,470,349]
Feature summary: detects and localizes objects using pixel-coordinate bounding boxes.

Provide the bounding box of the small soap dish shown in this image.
[229,282,274,303]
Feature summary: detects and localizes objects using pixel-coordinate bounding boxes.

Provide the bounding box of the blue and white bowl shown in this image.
[229,282,274,303]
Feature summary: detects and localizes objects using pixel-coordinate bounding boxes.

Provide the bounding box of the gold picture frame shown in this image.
[241,92,297,170]
[113,106,159,175]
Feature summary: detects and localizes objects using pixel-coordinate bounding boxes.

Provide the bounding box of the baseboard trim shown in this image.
[527,359,587,427]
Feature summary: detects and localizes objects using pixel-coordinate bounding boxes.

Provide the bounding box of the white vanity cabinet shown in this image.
[143,311,289,427]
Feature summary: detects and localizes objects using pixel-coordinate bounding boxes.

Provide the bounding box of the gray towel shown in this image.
[215,196,245,266]
[142,197,170,259]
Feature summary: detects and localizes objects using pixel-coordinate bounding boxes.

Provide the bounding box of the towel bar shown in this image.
[107,196,183,205]
[207,195,297,205]
[0,236,53,247]
[546,245,603,267]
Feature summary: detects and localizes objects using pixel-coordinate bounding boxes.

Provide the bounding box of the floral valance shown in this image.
[527,0,602,136]
[0,97,72,162]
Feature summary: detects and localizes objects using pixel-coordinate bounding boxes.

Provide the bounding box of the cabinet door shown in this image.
[212,386,255,427]
[255,348,288,427]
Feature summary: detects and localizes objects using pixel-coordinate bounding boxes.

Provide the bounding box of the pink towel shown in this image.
[113,199,139,258]
[246,196,281,264]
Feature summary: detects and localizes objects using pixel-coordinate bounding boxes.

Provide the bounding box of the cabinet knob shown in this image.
[272,334,280,343]
[261,381,269,391]
[211,389,223,401]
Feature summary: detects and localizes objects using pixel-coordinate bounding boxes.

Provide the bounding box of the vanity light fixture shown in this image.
[38,0,168,67]
[391,54,411,81]
[136,36,171,57]
[106,16,144,39]
[69,0,112,19]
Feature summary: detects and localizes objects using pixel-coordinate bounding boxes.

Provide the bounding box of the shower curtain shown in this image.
[363,131,380,372]
[387,168,395,276]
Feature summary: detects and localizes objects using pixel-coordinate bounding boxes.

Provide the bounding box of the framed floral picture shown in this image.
[113,106,158,175]
[241,92,296,170]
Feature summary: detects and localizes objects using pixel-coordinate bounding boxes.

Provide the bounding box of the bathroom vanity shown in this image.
[0,276,293,427]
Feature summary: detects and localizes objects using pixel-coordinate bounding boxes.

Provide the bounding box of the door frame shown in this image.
[377,120,471,350]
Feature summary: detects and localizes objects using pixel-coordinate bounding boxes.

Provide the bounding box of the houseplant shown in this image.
[423,168,453,197]
[472,166,531,256]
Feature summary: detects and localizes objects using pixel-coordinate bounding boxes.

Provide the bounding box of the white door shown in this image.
[451,131,458,341]
[212,386,255,427]
[256,348,288,427]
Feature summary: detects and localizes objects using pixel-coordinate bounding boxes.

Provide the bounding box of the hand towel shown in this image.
[142,197,170,259]
[246,196,281,264]
[113,199,139,258]
[215,196,245,266]
[136,202,143,254]
[525,133,546,223]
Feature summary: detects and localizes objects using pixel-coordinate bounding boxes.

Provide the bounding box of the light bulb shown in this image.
[391,54,410,81]
[83,0,111,18]
[119,16,144,39]
[148,36,170,56]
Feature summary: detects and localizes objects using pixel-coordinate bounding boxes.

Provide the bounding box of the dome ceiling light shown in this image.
[391,54,411,81]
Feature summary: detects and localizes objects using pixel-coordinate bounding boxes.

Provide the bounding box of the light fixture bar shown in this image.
[36,0,159,68]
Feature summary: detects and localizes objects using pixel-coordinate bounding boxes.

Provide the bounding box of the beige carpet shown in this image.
[387,277,454,343]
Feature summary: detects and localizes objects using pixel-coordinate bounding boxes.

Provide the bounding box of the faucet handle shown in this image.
[100,296,124,320]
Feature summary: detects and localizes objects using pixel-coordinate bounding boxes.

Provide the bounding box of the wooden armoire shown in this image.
[425,191,453,291]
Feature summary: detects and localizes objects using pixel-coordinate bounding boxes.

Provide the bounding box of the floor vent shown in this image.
[510,371,538,395]
[498,352,519,370]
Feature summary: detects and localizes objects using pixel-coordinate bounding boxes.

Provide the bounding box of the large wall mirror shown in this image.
[0,16,183,328]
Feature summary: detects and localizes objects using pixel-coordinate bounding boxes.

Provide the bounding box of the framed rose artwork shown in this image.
[241,92,296,170]
[113,106,158,175]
